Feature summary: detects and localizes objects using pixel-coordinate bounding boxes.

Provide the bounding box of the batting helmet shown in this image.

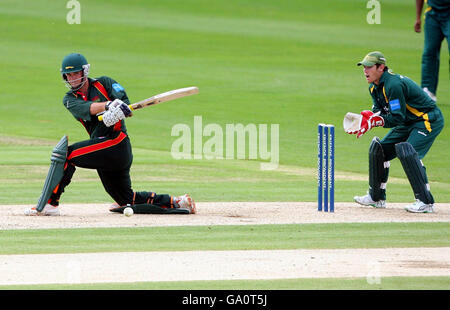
[61,53,90,91]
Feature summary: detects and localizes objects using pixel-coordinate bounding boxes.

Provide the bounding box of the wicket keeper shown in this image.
[25,53,196,216]
[351,51,444,213]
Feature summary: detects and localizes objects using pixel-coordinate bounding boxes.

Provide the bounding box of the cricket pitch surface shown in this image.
[0,202,449,285]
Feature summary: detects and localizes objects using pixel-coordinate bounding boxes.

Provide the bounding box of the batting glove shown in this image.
[102,105,126,127]
[117,101,132,117]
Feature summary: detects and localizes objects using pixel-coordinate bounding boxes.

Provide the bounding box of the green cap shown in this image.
[60,53,89,74]
[357,51,386,67]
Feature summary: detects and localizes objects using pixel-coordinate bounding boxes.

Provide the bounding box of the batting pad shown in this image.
[368,137,389,201]
[36,135,68,212]
[395,142,434,204]
[110,204,190,214]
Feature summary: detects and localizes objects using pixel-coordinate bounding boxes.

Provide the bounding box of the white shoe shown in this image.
[405,199,434,213]
[423,87,437,102]
[175,194,196,214]
[24,204,60,216]
[354,192,386,208]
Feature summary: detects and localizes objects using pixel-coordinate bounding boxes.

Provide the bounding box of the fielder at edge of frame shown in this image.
[25,53,196,216]
[347,51,444,213]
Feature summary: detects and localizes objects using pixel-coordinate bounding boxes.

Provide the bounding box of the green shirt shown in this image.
[426,0,450,11]
[368,70,438,129]
[63,76,129,138]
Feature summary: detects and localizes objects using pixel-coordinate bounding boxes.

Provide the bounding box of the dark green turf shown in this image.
[1,223,448,255]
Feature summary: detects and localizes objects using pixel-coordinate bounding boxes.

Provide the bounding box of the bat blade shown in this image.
[98,86,198,121]
[131,86,199,111]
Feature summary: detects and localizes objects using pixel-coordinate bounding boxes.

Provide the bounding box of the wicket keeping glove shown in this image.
[356,110,385,139]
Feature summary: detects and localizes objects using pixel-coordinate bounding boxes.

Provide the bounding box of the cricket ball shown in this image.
[124,207,134,217]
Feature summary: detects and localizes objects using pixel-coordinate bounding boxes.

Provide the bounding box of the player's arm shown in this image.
[64,95,128,123]
[368,86,383,114]
[89,101,109,115]
[415,0,424,33]
[65,96,109,118]
[63,95,93,121]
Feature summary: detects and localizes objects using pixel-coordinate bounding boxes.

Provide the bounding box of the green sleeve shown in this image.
[62,94,93,121]
[369,86,382,114]
[380,82,407,128]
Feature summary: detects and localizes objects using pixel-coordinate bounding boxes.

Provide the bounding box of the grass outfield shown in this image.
[1,223,449,255]
[0,276,449,290]
[3,144,449,203]
[1,223,449,290]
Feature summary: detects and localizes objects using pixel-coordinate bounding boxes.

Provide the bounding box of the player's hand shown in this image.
[356,110,384,139]
[105,99,132,118]
[343,112,361,134]
[414,19,421,33]
[106,99,128,112]
[105,99,121,110]
[117,102,133,117]
[102,105,126,127]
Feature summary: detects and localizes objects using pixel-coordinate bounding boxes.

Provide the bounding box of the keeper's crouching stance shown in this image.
[350,51,444,213]
[25,53,195,216]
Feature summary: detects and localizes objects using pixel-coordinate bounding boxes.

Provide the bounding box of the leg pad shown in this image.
[110,204,190,214]
[369,137,389,201]
[36,136,68,211]
[395,142,434,204]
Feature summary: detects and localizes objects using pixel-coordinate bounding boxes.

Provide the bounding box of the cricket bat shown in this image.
[98,86,199,121]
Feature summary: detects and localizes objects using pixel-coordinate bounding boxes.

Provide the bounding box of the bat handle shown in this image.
[97,104,133,121]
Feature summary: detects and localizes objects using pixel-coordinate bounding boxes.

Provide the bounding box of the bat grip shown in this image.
[97,104,133,121]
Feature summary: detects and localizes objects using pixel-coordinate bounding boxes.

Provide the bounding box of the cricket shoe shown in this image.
[354,192,386,208]
[109,202,124,213]
[175,194,196,214]
[404,199,434,213]
[24,204,60,216]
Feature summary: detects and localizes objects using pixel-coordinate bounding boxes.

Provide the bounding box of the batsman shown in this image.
[348,51,444,213]
[25,53,196,216]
